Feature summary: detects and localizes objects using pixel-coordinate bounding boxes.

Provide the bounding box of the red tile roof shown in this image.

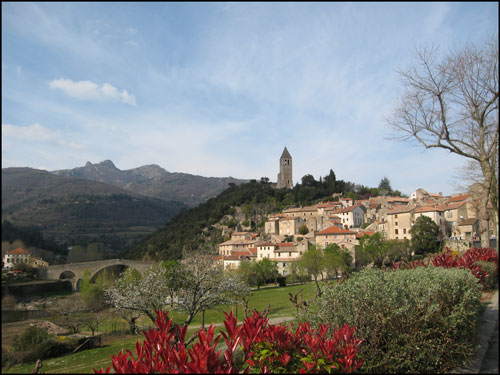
[414,205,444,213]
[277,242,295,248]
[6,248,29,255]
[447,193,471,203]
[316,226,356,235]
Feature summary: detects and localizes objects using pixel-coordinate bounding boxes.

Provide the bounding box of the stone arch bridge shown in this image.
[41,259,157,291]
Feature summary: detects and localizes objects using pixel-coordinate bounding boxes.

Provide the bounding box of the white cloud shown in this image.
[2,123,58,141]
[2,123,84,150]
[49,78,136,106]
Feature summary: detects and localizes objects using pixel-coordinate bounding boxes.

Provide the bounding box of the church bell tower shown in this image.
[277,146,293,189]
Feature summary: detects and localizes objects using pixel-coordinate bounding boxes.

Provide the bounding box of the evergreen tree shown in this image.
[409,216,441,255]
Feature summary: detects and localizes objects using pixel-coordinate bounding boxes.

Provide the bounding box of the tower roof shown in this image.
[280,146,292,159]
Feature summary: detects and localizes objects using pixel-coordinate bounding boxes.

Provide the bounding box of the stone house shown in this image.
[385,205,415,240]
[2,248,48,270]
[331,205,365,229]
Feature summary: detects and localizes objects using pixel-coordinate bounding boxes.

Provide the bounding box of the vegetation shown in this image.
[409,215,441,255]
[237,258,279,289]
[304,267,483,373]
[94,310,364,374]
[127,172,404,261]
[355,232,410,267]
[2,168,186,254]
[388,33,498,248]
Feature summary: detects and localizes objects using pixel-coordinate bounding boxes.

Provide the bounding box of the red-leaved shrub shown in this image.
[94,310,363,374]
[393,247,498,288]
[431,247,498,286]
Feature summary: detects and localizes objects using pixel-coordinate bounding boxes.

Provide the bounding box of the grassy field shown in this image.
[2,281,320,374]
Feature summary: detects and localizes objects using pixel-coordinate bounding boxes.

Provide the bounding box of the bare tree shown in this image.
[388,34,498,247]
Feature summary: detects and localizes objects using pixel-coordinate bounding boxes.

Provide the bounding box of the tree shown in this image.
[355,232,387,267]
[409,216,441,255]
[53,295,88,334]
[159,260,185,308]
[298,245,324,296]
[323,244,353,278]
[298,224,309,235]
[388,34,499,248]
[174,253,250,328]
[378,177,392,195]
[80,269,115,312]
[105,266,170,324]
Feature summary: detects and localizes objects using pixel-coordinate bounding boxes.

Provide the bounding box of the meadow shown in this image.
[2,282,319,374]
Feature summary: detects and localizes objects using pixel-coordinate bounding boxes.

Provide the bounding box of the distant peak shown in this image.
[100,160,116,168]
[85,161,92,167]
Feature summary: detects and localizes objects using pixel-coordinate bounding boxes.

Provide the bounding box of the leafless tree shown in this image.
[388,33,498,247]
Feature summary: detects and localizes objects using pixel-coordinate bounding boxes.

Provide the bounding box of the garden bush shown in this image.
[12,325,49,352]
[473,260,498,290]
[304,267,482,373]
[95,310,364,373]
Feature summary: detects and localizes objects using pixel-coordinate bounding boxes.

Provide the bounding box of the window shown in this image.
[395,221,398,226]
[395,214,398,219]
[395,229,399,235]
[403,228,406,234]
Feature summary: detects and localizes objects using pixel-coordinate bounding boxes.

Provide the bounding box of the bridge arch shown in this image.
[88,264,131,284]
[59,270,76,279]
[44,259,156,291]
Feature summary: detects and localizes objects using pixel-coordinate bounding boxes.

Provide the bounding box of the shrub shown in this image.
[12,326,49,352]
[94,310,364,374]
[306,267,482,373]
[473,260,498,290]
[431,247,498,288]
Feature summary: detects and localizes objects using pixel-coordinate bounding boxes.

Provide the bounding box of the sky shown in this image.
[2,2,498,197]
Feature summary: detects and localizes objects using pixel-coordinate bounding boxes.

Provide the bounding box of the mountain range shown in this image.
[51,160,246,207]
[2,162,245,253]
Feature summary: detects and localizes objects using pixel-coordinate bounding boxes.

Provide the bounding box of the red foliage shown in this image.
[94,310,364,374]
[392,247,498,287]
[431,247,498,286]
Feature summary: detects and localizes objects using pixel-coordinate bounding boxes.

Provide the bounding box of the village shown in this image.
[215,147,482,275]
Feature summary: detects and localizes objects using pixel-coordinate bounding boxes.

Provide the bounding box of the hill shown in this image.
[52,160,247,207]
[125,172,403,261]
[1,167,187,253]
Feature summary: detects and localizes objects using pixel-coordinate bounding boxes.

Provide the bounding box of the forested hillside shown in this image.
[125,171,403,260]
[2,168,187,253]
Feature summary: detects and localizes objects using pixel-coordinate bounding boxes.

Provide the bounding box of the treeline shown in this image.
[1,220,68,256]
[125,171,404,261]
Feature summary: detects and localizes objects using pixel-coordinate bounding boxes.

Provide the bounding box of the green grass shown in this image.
[2,281,320,373]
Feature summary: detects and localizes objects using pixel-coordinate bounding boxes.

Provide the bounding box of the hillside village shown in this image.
[215,147,481,275]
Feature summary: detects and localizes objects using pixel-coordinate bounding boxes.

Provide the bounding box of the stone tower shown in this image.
[277,146,293,189]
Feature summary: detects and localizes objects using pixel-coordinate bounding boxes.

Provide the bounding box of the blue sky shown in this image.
[2,2,498,196]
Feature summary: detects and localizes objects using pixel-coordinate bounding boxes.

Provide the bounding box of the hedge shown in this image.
[305,267,482,373]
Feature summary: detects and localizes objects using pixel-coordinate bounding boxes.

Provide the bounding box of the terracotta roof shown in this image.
[441,201,466,210]
[316,201,337,208]
[6,248,30,255]
[257,242,277,247]
[332,205,363,214]
[447,193,471,203]
[316,226,356,235]
[387,205,414,214]
[356,231,375,239]
[414,205,444,213]
[277,242,295,248]
[457,218,478,226]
